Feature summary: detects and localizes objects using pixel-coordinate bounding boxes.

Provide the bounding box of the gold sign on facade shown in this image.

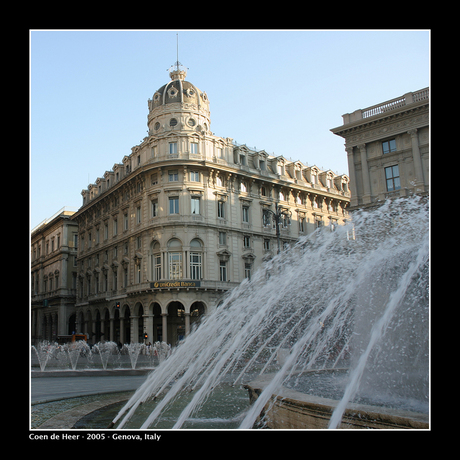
[150,281,201,289]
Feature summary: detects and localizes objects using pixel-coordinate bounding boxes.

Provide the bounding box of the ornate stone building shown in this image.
[71,65,350,346]
[331,88,429,211]
[31,207,79,345]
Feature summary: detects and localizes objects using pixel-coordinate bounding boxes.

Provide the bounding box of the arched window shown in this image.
[150,241,161,281]
[168,238,183,280]
[189,239,203,280]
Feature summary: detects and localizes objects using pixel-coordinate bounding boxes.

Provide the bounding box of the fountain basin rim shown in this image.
[31,368,153,378]
[244,370,429,429]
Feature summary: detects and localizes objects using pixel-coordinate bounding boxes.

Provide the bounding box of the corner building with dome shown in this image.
[71,65,351,347]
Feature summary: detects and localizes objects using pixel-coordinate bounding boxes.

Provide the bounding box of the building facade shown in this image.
[31,207,79,345]
[71,66,350,346]
[331,88,429,211]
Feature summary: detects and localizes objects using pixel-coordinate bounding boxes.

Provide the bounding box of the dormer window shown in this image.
[167,87,178,98]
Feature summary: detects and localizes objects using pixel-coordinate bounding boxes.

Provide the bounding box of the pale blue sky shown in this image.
[30,29,430,229]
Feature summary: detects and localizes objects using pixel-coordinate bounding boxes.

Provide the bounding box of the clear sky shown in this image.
[30,29,430,230]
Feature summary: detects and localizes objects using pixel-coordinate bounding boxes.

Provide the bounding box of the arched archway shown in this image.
[94,310,102,342]
[150,302,163,343]
[123,305,131,344]
[103,308,110,341]
[113,308,120,345]
[68,314,76,336]
[190,301,206,331]
[135,303,144,343]
[167,301,185,346]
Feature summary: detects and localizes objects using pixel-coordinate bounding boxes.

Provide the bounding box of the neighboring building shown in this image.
[331,88,429,211]
[71,65,350,347]
[31,207,79,345]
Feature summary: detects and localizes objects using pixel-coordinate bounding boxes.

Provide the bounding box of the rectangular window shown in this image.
[168,170,178,182]
[169,197,179,214]
[242,206,249,223]
[169,252,183,279]
[299,217,305,232]
[136,264,141,283]
[154,254,162,281]
[218,201,225,218]
[151,199,159,217]
[264,239,270,250]
[136,206,141,224]
[219,231,226,245]
[123,267,128,288]
[190,253,202,280]
[190,171,200,182]
[219,260,227,281]
[190,143,198,154]
[151,173,158,185]
[124,213,129,230]
[244,235,251,248]
[169,142,178,154]
[191,197,200,214]
[113,218,118,236]
[382,139,397,154]
[385,165,401,191]
[245,263,252,280]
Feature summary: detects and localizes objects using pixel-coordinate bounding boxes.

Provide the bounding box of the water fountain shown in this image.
[122,343,145,369]
[64,340,91,370]
[92,341,120,370]
[31,341,55,372]
[110,196,429,429]
[31,341,170,371]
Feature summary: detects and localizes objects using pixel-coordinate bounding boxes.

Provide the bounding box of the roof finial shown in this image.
[176,33,179,71]
[168,33,188,81]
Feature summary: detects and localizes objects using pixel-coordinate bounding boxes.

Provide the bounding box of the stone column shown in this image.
[131,315,139,343]
[345,146,358,208]
[144,313,154,344]
[161,313,168,344]
[358,144,371,204]
[109,317,114,342]
[119,317,125,344]
[408,129,424,190]
[185,312,191,337]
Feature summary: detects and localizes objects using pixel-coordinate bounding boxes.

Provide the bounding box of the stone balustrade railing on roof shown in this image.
[341,87,429,125]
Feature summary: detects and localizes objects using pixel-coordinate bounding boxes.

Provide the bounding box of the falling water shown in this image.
[123,343,145,369]
[65,340,91,370]
[112,196,429,429]
[92,341,119,370]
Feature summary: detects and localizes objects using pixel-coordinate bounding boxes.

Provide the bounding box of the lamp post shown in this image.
[263,203,292,254]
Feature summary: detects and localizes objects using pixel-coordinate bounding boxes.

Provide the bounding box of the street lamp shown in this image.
[263,203,292,254]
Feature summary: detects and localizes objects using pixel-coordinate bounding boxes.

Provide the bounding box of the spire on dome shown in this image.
[168,33,188,81]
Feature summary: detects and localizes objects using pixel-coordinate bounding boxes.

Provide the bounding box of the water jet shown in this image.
[109,196,429,429]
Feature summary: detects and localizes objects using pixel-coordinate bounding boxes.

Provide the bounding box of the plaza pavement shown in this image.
[31,370,151,403]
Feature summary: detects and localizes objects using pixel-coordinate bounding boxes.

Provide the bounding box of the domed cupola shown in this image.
[147,64,211,135]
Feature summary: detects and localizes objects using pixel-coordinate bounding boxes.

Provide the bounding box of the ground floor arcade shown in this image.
[73,288,225,347]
